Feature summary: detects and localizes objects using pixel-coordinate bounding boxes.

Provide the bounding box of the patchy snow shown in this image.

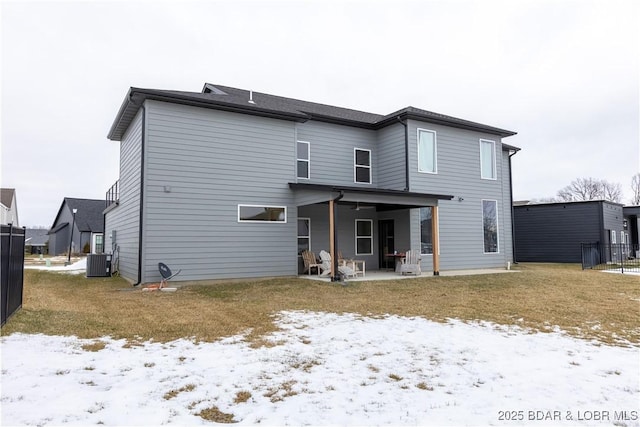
[24,258,86,274]
[1,311,639,426]
[601,269,640,276]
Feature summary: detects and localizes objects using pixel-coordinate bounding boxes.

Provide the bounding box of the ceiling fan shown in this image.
[351,202,376,211]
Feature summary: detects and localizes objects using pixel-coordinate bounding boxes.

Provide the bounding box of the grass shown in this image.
[2,264,639,346]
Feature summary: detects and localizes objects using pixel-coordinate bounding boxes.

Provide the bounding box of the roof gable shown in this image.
[50,198,105,233]
[1,188,16,208]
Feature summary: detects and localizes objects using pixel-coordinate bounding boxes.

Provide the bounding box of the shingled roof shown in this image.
[50,198,105,233]
[108,83,517,141]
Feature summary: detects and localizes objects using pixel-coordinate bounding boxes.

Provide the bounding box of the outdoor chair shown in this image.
[338,250,365,277]
[399,249,422,275]
[301,250,321,275]
[319,250,357,279]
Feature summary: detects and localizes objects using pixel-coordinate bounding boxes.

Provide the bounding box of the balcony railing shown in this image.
[106,180,119,209]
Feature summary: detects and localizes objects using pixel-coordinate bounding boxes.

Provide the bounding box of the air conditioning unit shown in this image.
[86,254,112,277]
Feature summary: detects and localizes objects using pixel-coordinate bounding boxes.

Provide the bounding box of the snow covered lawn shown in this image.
[2,311,639,426]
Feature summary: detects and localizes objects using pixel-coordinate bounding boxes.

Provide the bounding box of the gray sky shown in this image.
[2,0,639,227]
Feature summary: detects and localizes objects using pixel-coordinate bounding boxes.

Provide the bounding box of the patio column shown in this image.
[432,206,440,275]
[329,199,336,278]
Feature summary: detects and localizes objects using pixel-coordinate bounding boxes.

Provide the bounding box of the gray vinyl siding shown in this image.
[406,120,512,270]
[104,110,143,282]
[141,100,297,282]
[513,202,603,263]
[602,202,625,244]
[295,121,377,187]
[377,124,406,190]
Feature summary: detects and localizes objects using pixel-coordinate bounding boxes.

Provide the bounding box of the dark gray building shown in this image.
[623,206,640,255]
[513,200,625,263]
[25,228,49,254]
[48,198,105,255]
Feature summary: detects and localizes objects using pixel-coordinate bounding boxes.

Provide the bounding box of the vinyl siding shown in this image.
[377,123,406,190]
[104,110,143,282]
[602,202,625,243]
[141,100,297,282]
[407,119,513,269]
[513,202,603,262]
[295,121,377,187]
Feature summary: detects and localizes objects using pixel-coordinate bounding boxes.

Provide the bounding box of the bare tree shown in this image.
[631,173,640,205]
[556,177,622,203]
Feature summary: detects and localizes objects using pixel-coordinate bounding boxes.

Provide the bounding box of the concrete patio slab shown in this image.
[300,268,518,282]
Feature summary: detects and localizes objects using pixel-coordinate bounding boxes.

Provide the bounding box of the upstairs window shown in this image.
[417,129,437,174]
[354,148,372,184]
[480,139,496,180]
[297,141,310,179]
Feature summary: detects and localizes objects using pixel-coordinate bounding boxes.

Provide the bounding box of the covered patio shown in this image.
[290,183,454,281]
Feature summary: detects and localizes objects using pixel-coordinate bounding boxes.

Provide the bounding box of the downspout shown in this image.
[397,116,410,191]
[134,102,146,286]
[508,149,519,264]
[331,190,344,282]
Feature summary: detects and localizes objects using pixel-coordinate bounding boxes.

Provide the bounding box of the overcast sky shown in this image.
[2,0,638,227]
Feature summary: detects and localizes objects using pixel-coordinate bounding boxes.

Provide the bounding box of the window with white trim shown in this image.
[355,219,373,255]
[354,148,371,184]
[417,129,437,174]
[610,230,616,244]
[238,205,286,223]
[298,218,310,255]
[482,200,499,253]
[297,141,310,179]
[480,139,496,180]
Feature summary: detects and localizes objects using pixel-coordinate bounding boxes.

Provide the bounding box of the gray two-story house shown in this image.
[105,83,518,284]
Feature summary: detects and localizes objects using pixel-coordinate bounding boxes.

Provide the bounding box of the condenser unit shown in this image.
[86,254,112,277]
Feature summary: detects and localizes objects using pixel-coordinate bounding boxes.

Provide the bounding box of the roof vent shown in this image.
[248,90,255,104]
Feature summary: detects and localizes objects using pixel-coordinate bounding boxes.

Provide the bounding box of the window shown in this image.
[610,230,616,244]
[298,218,310,255]
[482,200,499,253]
[238,205,286,223]
[354,148,371,184]
[417,129,437,173]
[93,233,104,254]
[297,141,310,179]
[355,219,373,255]
[420,207,433,254]
[480,139,496,180]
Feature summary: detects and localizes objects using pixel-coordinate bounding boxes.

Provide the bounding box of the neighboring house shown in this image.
[48,198,105,255]
[513,200,625,263]
[623,205,640,257]
[104,83,519,284]
[25,228,49,254]
[1,188,19,226]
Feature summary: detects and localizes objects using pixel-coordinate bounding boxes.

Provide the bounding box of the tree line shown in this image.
[535,173,640,205]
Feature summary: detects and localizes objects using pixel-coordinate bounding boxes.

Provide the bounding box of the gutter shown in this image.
[397,117,410,191]
[134,100,146,286]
